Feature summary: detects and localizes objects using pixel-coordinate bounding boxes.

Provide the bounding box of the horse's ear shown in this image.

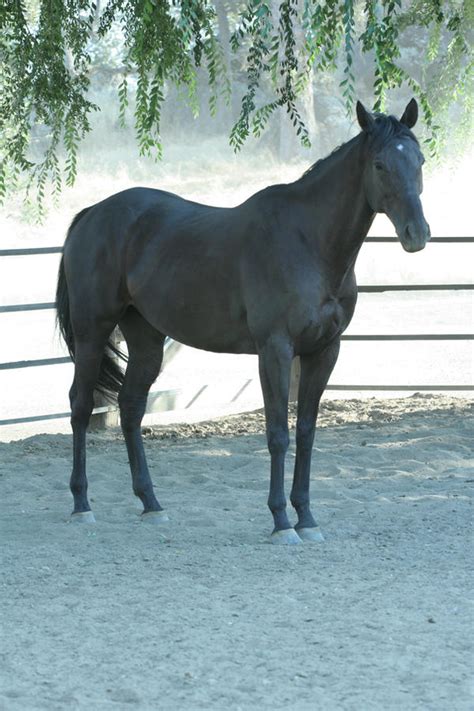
[356,101,375,132]
[400,98,418,128]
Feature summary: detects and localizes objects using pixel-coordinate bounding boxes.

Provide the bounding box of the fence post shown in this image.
[289,357,301,402]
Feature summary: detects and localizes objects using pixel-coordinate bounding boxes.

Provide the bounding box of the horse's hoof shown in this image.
[270,528,303,545]
[296,527,325,542]
[141,511,169,525]
[70,511,96,524]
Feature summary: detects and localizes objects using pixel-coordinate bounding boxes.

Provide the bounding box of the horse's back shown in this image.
[63,186,226,282]
[63,186,261,352]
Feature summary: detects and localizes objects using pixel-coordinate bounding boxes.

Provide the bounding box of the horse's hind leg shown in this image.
[118,308,166,520]
[70,332,115,521]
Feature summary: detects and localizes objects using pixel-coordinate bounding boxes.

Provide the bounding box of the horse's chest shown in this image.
[296,297,351,353]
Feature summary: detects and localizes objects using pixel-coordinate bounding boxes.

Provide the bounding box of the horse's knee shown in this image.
[70,397,94,429]
[295,419,315,452]
[267,427,289,456]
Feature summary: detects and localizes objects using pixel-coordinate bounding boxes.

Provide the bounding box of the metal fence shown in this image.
[1,237,473,427]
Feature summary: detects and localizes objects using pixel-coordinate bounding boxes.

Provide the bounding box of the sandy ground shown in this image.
[0,395,473,710]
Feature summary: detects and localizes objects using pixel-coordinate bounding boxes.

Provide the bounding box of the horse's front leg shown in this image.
[291,342,340,542]
[258,337,300,544]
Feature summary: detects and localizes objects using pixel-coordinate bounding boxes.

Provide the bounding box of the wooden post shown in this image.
[89,401,119,431]
[289,356,301,403]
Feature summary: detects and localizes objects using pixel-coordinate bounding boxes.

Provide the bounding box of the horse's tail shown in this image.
[55,207,127,399]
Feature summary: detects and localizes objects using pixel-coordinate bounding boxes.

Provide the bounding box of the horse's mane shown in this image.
[300,114,419,180]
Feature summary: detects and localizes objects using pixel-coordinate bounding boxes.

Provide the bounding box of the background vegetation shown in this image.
[1,1,472,216]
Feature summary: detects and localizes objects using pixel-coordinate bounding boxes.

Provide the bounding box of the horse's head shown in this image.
[357,99,431,253]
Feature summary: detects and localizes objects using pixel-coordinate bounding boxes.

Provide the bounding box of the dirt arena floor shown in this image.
[1,396,473,710]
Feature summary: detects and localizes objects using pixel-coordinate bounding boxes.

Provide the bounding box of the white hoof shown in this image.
[296,527,325,542]
[141,511,169,525]
[270,528,303,545]
[70,511,96,524]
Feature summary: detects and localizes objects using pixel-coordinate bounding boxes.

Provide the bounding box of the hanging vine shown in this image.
[0,0,472,212]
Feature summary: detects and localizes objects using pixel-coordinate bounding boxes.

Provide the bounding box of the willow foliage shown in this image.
[0,0,472,210]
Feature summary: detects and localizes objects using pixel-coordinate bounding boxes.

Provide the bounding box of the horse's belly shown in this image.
[127,245,257,352]
[135,291,257,354]
[165,319,257,355]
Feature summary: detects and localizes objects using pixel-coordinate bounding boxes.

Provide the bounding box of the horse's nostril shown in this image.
[401,221,429,252]
[405,221,430,245]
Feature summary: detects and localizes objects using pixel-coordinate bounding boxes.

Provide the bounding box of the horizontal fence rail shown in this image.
[0,247,63,256]
[3,283,474,314]
[0,391,179,427]
[364,237,474,243]
[1,237,473,258]
[0,382,472,428]
[359,284,473,292]
[0,302,57,314]
[1,334,473,373]
[0,356,71,371]
[1,237,473,427]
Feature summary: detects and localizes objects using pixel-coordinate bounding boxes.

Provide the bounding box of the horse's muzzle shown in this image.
[400,220,431,253]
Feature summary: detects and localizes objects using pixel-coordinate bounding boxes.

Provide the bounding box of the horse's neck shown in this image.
[295,137,375,281]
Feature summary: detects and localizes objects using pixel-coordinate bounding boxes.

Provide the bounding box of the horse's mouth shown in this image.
[401,240,427,253]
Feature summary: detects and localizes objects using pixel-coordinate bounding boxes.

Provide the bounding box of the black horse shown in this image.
[56,99,430,543]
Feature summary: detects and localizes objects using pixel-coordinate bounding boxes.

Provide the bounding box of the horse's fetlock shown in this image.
[268,494,287,514]
[290,492,310,511]
[133,484,153,502]
[70,482,85,496]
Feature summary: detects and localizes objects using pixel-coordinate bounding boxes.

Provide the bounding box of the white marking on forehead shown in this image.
[396,143,404,151]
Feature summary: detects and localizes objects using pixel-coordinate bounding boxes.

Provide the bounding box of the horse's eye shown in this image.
[374,161,385,172]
